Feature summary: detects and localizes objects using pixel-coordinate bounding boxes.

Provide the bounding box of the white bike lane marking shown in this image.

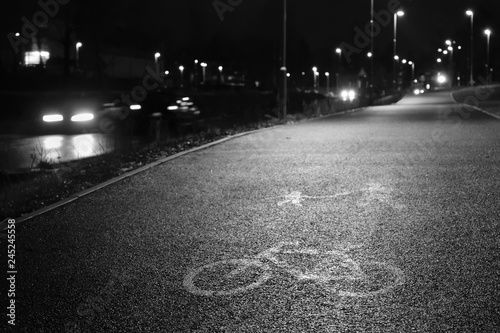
[270,182,406,210]
[183,242,405,298]
[184,183,406,297]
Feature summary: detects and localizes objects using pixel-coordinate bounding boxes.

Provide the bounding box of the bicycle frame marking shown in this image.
[276,191,352,206]
[183,242,405,298]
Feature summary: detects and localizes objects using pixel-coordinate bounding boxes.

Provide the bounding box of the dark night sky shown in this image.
[1,0,499,77]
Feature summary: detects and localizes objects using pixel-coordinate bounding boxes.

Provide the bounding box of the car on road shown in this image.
[132,89,203,138]
[38,92,131,135]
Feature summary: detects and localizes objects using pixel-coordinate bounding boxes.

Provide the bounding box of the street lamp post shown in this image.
[325,72,330,95]
[76,42,82,68]
[179,65,184,87]
[336,48,342,89]
[312,67,318,90]
[218,66,223,84]
[485,29,491,82]
[466,10,474,85]
[200,62,207,83]
[283,0,287,119]
[154,52,161,72]
[393,10,404,91]
[408,61,415,82]
[370,0,374,94]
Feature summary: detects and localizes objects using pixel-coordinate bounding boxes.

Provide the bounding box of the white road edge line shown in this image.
[449,90,500,120]
[1,108,367,230]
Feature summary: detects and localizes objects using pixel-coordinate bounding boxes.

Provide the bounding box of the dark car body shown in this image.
[133,89,202,138]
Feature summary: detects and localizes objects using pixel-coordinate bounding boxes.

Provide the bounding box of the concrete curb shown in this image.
[0,125,281,230]
[450,89,500,120]
[459,104,500,120]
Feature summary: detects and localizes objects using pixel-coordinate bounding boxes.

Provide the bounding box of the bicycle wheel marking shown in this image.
[335,261,405,298]
[183,259,271,297]
[184,243,405,299]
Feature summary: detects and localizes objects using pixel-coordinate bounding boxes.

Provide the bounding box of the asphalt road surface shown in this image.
[2,90,500,332]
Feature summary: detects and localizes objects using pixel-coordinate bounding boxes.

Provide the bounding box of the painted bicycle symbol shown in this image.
[183,242,404,297]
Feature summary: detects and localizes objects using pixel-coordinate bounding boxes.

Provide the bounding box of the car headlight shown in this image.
[341,90,348,101]
[348,90,355,101]
[414,89,420,95]
[71,112,94,122]
[43,114,63,122]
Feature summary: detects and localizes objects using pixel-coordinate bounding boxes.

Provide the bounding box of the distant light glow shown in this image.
[25,51,50,66]
[130,104,141,110]
[437,58,442,63]
[437,74,447,84]
[367,52,373,58]
[335,48,341,54]
[341,90,356,102]
[168,105,179,110]
[397,10,404,16]
[485,29,491,36]
[466,10,473,16]
[71,113,94,122]
[43,114,63,122]
[413,89,420,95]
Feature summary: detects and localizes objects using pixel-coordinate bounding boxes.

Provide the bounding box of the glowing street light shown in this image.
[179,65,184,87]
[312,67,318,89]
[325,72,330,94]
[393,10,405,90]
[154,52,161,67]
[408,61,415,80]
[485,29,492,82]
[437,58,442,63]
[200,62,207,82]
[466,10,474,85]
[336,47,342,88]
[76,42,82,67]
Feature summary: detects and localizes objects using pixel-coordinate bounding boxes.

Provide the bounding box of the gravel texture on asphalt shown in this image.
[3,90,500,332]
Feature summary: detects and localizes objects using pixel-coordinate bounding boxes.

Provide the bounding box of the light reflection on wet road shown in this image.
[0,133,118,173]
